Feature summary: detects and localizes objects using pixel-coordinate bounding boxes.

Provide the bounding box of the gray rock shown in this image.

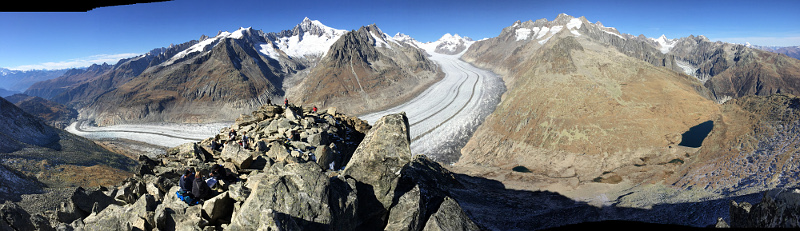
[202,192,234,225]
[421,197,480,231]
[266,142,291,162]
[255,209,301,231]
[343,113,412,227]
[729,189,800,228]
[385,185,424,231]
[221,144,254,170]
[82,194,157,231]
[0,202,35,231]
[226,181,251,202]
[227,162,331,230]
[329,176,359,231]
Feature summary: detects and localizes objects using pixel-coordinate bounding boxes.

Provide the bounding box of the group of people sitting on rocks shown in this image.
[177,164,236,205]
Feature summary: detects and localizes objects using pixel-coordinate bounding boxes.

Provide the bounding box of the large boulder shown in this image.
[385,185,424,231]
[221,144,254,170]
[343,112,413,228]
[328,176,359,231]
[385,155,469,231]
[421,197,480,231]
[202,191,234,225]
[82,194,158,230]
[161,186,207,231]
[227,162,332,230]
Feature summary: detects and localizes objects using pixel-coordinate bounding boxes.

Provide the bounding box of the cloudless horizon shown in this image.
[1,0,799,71]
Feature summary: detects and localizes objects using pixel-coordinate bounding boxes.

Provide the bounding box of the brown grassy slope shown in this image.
[458,32,719,184]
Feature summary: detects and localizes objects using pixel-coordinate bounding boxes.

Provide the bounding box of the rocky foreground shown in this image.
[1,104,481,230]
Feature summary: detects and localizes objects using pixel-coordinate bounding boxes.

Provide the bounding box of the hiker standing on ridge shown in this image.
[313,106,317,113]
[284,98,289,108]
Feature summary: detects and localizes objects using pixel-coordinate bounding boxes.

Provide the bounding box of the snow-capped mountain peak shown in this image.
[652,34,677,54]
[267,18,347,59]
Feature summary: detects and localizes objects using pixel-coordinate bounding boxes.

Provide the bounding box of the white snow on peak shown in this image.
[229,27,251,39]
[567,18,582,36]
[652,34,677,54]
[370,31,391,49]
[258,43,281,60]
[393,33,415,42]
[272,18,347,59]
[515,28,532,41]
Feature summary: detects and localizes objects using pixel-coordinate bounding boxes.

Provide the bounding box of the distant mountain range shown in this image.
[745,43,800,60]
[23,18,469,126]
[0,68,67,96]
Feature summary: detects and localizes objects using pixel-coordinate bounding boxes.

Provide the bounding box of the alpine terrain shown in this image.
[24,18,442,126]
[3,11,800,231]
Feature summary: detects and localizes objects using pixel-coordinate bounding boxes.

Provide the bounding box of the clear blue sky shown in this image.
[2,0,799,70]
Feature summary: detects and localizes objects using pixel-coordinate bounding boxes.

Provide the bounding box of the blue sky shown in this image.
[2,0,799,71]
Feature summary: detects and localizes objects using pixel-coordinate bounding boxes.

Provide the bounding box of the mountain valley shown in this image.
[2,12,800,230]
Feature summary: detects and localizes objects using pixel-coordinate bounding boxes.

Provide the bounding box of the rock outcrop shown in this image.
[21,105,479,231]
[723,188,800,228]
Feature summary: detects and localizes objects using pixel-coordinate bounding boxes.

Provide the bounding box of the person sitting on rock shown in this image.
[228,129,237,142]
[192,170,211,201]
[210,137,221,152]
[211,164,235,185]
[179,168,195,193]
[313,106,317,113]
[242,132,250,150]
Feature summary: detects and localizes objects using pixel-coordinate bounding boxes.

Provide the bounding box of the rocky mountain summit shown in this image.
[288,24,441,115]
[12,103,480,230]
